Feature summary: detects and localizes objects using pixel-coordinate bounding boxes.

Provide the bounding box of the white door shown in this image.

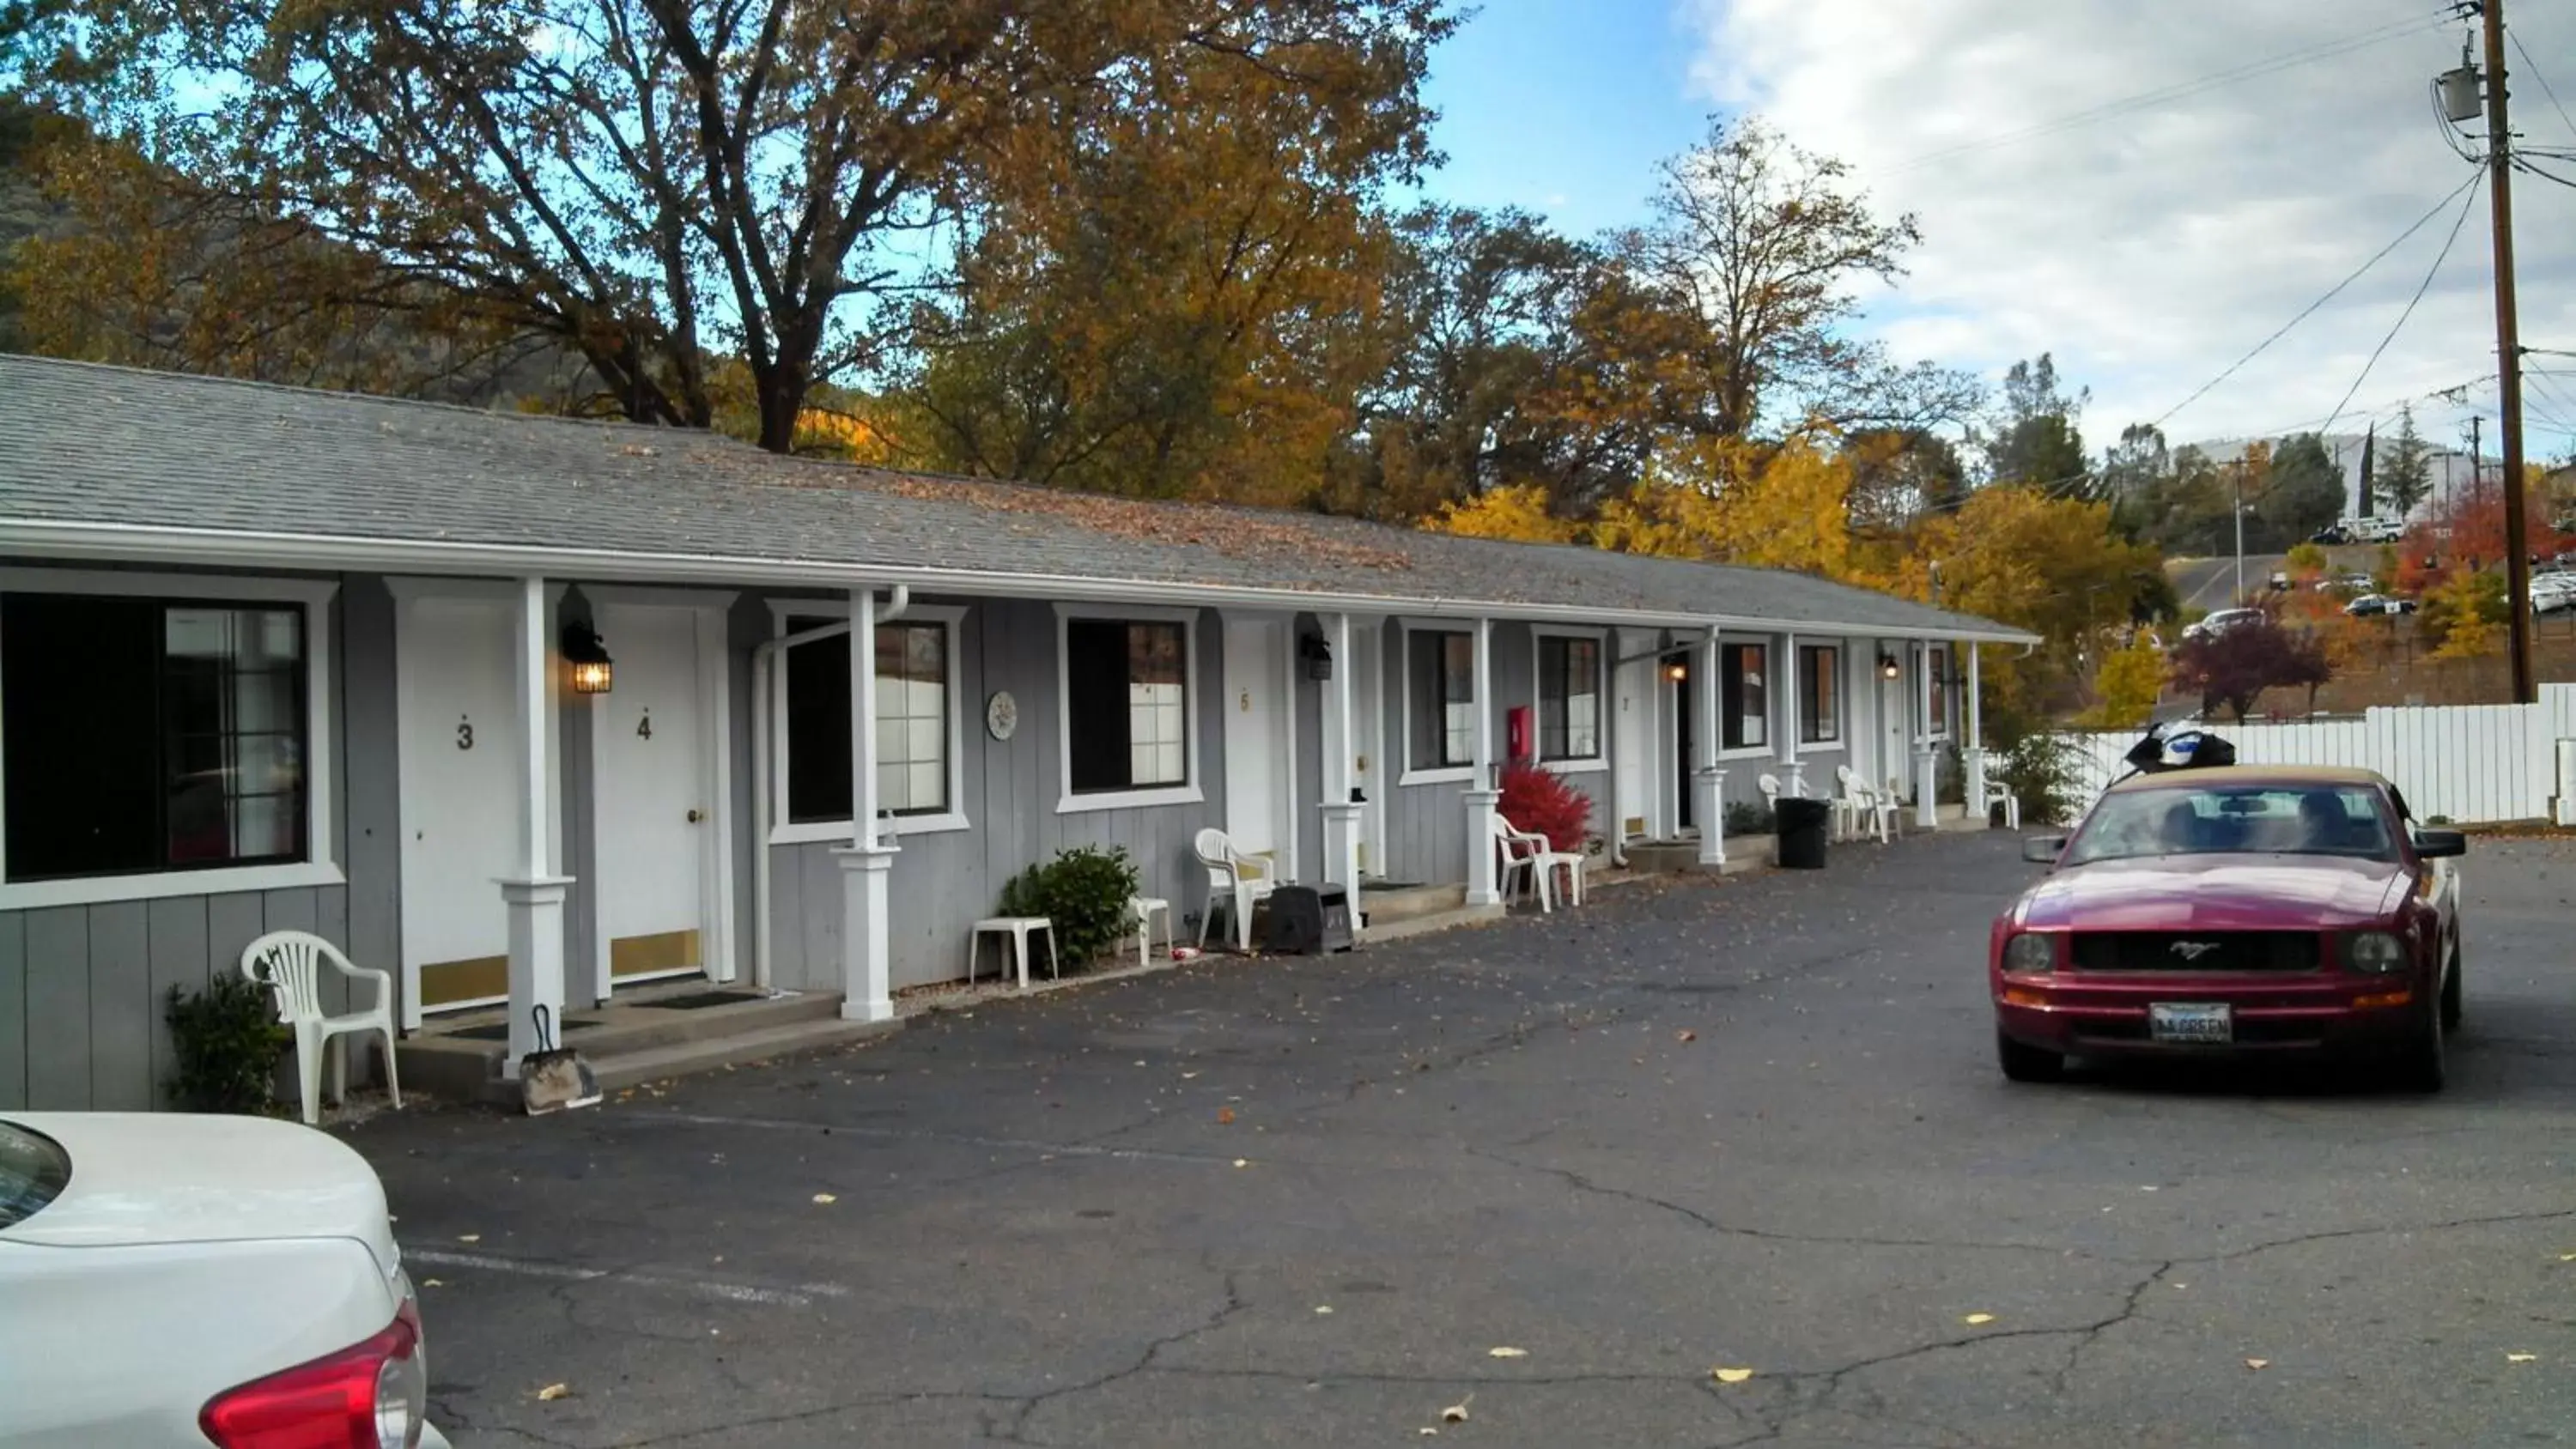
[1879,642,1911,799]
[1613,635,1650,841]
[589,600,728,995]
[1222,616,1292,875]
[1352,621,1387,877]
[396,593,526,1023]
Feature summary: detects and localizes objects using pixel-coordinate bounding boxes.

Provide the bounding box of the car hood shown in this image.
[0,1113,399,1272]
[2016,854,2409,931]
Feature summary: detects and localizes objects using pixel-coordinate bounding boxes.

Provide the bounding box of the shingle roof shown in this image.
[0,354,2033,640]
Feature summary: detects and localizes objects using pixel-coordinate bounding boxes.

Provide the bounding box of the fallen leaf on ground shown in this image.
[1419,1429,1438,1438]
[1442,1394,1473,1422]
[1487,1346,1528,1358]
[2244,1358,2269,1371]
[1233,1158,1249,1167]
[811,1193,837,1204]
[2508,1353,2538,1363]
[422,1279,444,1288]
[2560,1252,2576,1262]
[537,1384,571,1401]
[1217,1108,1236,1125]
[457,1234,480,1244]
[1675,1029,1698,1043]
[1315,1306,1334,1315]
[1962,1313,1996,1325]
[1711,1367,1755,1384]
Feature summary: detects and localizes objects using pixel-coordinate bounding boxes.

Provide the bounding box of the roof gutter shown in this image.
[0,518,2043,647]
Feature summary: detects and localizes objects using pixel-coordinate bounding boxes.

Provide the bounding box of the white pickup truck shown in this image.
[0,1113,447,1449]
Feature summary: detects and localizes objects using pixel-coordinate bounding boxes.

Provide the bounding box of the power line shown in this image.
[2512,155,2576,189]
[2154,171,2483,430]
[2508,27,2576,144]
[1883,9,2454,176]
[2316,172,2485,437]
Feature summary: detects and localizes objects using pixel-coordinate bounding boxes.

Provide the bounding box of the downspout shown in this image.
[750,586,908,991]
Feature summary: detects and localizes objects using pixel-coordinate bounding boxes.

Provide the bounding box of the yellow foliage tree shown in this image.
[1592,437,1856,577]
[1426,484,1582,543]
[2073,640,2163,729]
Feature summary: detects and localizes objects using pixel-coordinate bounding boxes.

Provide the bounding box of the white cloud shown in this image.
[1688,0,2576,457]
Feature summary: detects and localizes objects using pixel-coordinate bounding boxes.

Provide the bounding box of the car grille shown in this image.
[2068,931,2321,973]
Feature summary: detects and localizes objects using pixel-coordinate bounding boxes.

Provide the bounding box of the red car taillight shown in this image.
[200,1297,425,1449]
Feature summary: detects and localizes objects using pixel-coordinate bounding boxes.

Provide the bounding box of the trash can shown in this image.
[1774,797,1831,870]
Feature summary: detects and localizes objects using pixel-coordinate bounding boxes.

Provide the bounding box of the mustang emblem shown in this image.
[2168,941,2222,961]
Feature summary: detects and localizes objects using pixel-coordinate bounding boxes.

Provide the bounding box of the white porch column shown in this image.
[1962,644,1990,829]
[1777,631,1804,797]
[1319,614,1366,919]
[835,585,897,1022]
[1463,617,1502,906]
[1697,629,1726,867]
[1913,642,1938,830]
[501,576,571,1078]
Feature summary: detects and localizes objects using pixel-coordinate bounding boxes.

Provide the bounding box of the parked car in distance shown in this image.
[2312,571,2374,593]
[2344,593,2416,617]
[0,1112,447,1449]
[2309,524,2349,545]
[1994,766,2465,1088]
[2182,607,2266,641]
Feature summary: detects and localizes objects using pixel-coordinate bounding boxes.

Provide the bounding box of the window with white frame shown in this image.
[1798,645,1841,745]
[1537,634,1601,762]
[1406,628,1474,771]
[781,614,956,825]
[1929,646,1951,736]
[1066,617,1189,794]
[1720,641,1768,751]
[3,591,314,883]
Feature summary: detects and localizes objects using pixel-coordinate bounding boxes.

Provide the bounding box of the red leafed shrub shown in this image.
[1498,761,1595,853]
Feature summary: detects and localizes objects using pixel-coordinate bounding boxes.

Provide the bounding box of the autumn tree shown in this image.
[2378,406,2435,520]
[1591,436,1856,577]
[1610,116,1975,442]
[1426,482,1579,543]
[1844,427,1969,529]
[2168,621,2332,721]
[18,0,1443,452]
[2074,639,2164,730]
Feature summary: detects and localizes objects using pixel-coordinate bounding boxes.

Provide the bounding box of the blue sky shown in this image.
[1416,1,1710,239]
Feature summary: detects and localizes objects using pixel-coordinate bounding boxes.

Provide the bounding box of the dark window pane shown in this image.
[1067,619,1131,793]
[1801,646,1840,744]
[785,621,853,824]
[1721,643,1767,750]
[1410,630,1474,770]
[1538,636,1601,761]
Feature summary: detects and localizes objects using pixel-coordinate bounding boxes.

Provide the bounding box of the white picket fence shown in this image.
[2063,683,2576,825]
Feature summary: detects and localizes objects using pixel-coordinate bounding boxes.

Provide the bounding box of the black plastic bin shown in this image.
[1774,797,1831,870]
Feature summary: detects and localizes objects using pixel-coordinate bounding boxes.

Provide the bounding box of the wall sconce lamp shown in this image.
[562,621,615,694]
[1662,659,1688,682]
[1879,653,1903,682]
[1298,632,1334,681]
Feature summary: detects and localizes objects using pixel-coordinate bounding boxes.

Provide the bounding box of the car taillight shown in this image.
[200,1297,425,1449]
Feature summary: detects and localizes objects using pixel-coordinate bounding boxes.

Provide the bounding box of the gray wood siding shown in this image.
[0,571,367,1111]
[761,597,1229,993]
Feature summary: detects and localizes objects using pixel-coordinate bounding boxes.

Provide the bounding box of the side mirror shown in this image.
[2021,835,2069,865]
[2413,829,2467,860]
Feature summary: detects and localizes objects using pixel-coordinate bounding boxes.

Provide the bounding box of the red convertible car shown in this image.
[1992,765,2466,1089]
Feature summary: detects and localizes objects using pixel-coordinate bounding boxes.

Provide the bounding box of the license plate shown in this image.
[2149,1002,2233,1044]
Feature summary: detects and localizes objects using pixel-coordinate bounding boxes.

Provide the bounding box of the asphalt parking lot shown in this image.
[353,832,2576,1448]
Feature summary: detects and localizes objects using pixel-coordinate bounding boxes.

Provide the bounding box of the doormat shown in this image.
[440,1017,605,1043]
[633,989,772,1011]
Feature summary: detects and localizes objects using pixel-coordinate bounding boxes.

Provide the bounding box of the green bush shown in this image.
[1995,733,2091,828]
[998,846,1143,970]
[1722,799,1775,838]
[167,973,289,1114]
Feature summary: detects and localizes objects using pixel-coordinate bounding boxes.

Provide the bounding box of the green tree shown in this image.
[1844,427,1969,528]
[2255,433,2345,549]
[2378,406,2435,520]
[1984,353,2088,490]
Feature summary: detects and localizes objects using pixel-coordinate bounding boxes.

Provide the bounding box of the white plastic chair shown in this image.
[1835,767,1897,845]
[239,931,401,1127]
[1193,828,1279,952]
[1492,812,1584,912]
[1984,777,2022,830]
[1758,773,1785,808]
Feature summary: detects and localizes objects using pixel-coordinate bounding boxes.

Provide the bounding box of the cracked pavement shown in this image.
[352,833,2576,1447]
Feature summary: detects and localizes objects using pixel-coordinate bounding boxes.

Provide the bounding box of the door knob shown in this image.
[686,809,703,823]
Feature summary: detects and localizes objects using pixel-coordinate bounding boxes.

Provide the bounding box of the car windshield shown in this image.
[0,1122,70,1228]
[2067,784,2397,865]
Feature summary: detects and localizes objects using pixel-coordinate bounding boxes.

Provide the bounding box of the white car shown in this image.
[2183,607,2266,641]
[0,1113,447,1449]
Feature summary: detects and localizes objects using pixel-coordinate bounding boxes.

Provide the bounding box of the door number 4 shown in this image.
[635,710,653,741]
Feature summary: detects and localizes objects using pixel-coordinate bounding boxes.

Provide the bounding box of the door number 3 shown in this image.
[455,716,474,750]
[635,710,653,741]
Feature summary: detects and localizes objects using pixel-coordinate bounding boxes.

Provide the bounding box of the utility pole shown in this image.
[2481,0,2536,702]
[2233,460,2247,606]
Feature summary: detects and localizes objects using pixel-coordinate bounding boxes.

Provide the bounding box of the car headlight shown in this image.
[2343,931,2408,974]
[2003,933,2057,974]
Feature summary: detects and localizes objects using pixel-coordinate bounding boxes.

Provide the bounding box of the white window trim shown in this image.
[1397,617,1479,785]
[767,600,971,841]
[1795,643,1845,749]
[1716,636,1772,757]
[1054,603,1204,815]
[1530,624,1610,775]
[0,567,343,910]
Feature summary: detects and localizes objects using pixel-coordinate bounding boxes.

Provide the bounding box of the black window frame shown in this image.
[1536,634,1602,763]
[2,591,313,884]
[1798,645,1842,745]
[1407,628,1475,771]
[1066,617,1192,797]
[1719,641,1768,752]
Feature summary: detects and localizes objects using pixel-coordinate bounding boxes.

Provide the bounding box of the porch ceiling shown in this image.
[0,355,2037,645]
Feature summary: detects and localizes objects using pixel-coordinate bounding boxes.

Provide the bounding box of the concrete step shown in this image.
[1359,882,1467,924]
[398,989,847,1101]
[581,1017,904,1096]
